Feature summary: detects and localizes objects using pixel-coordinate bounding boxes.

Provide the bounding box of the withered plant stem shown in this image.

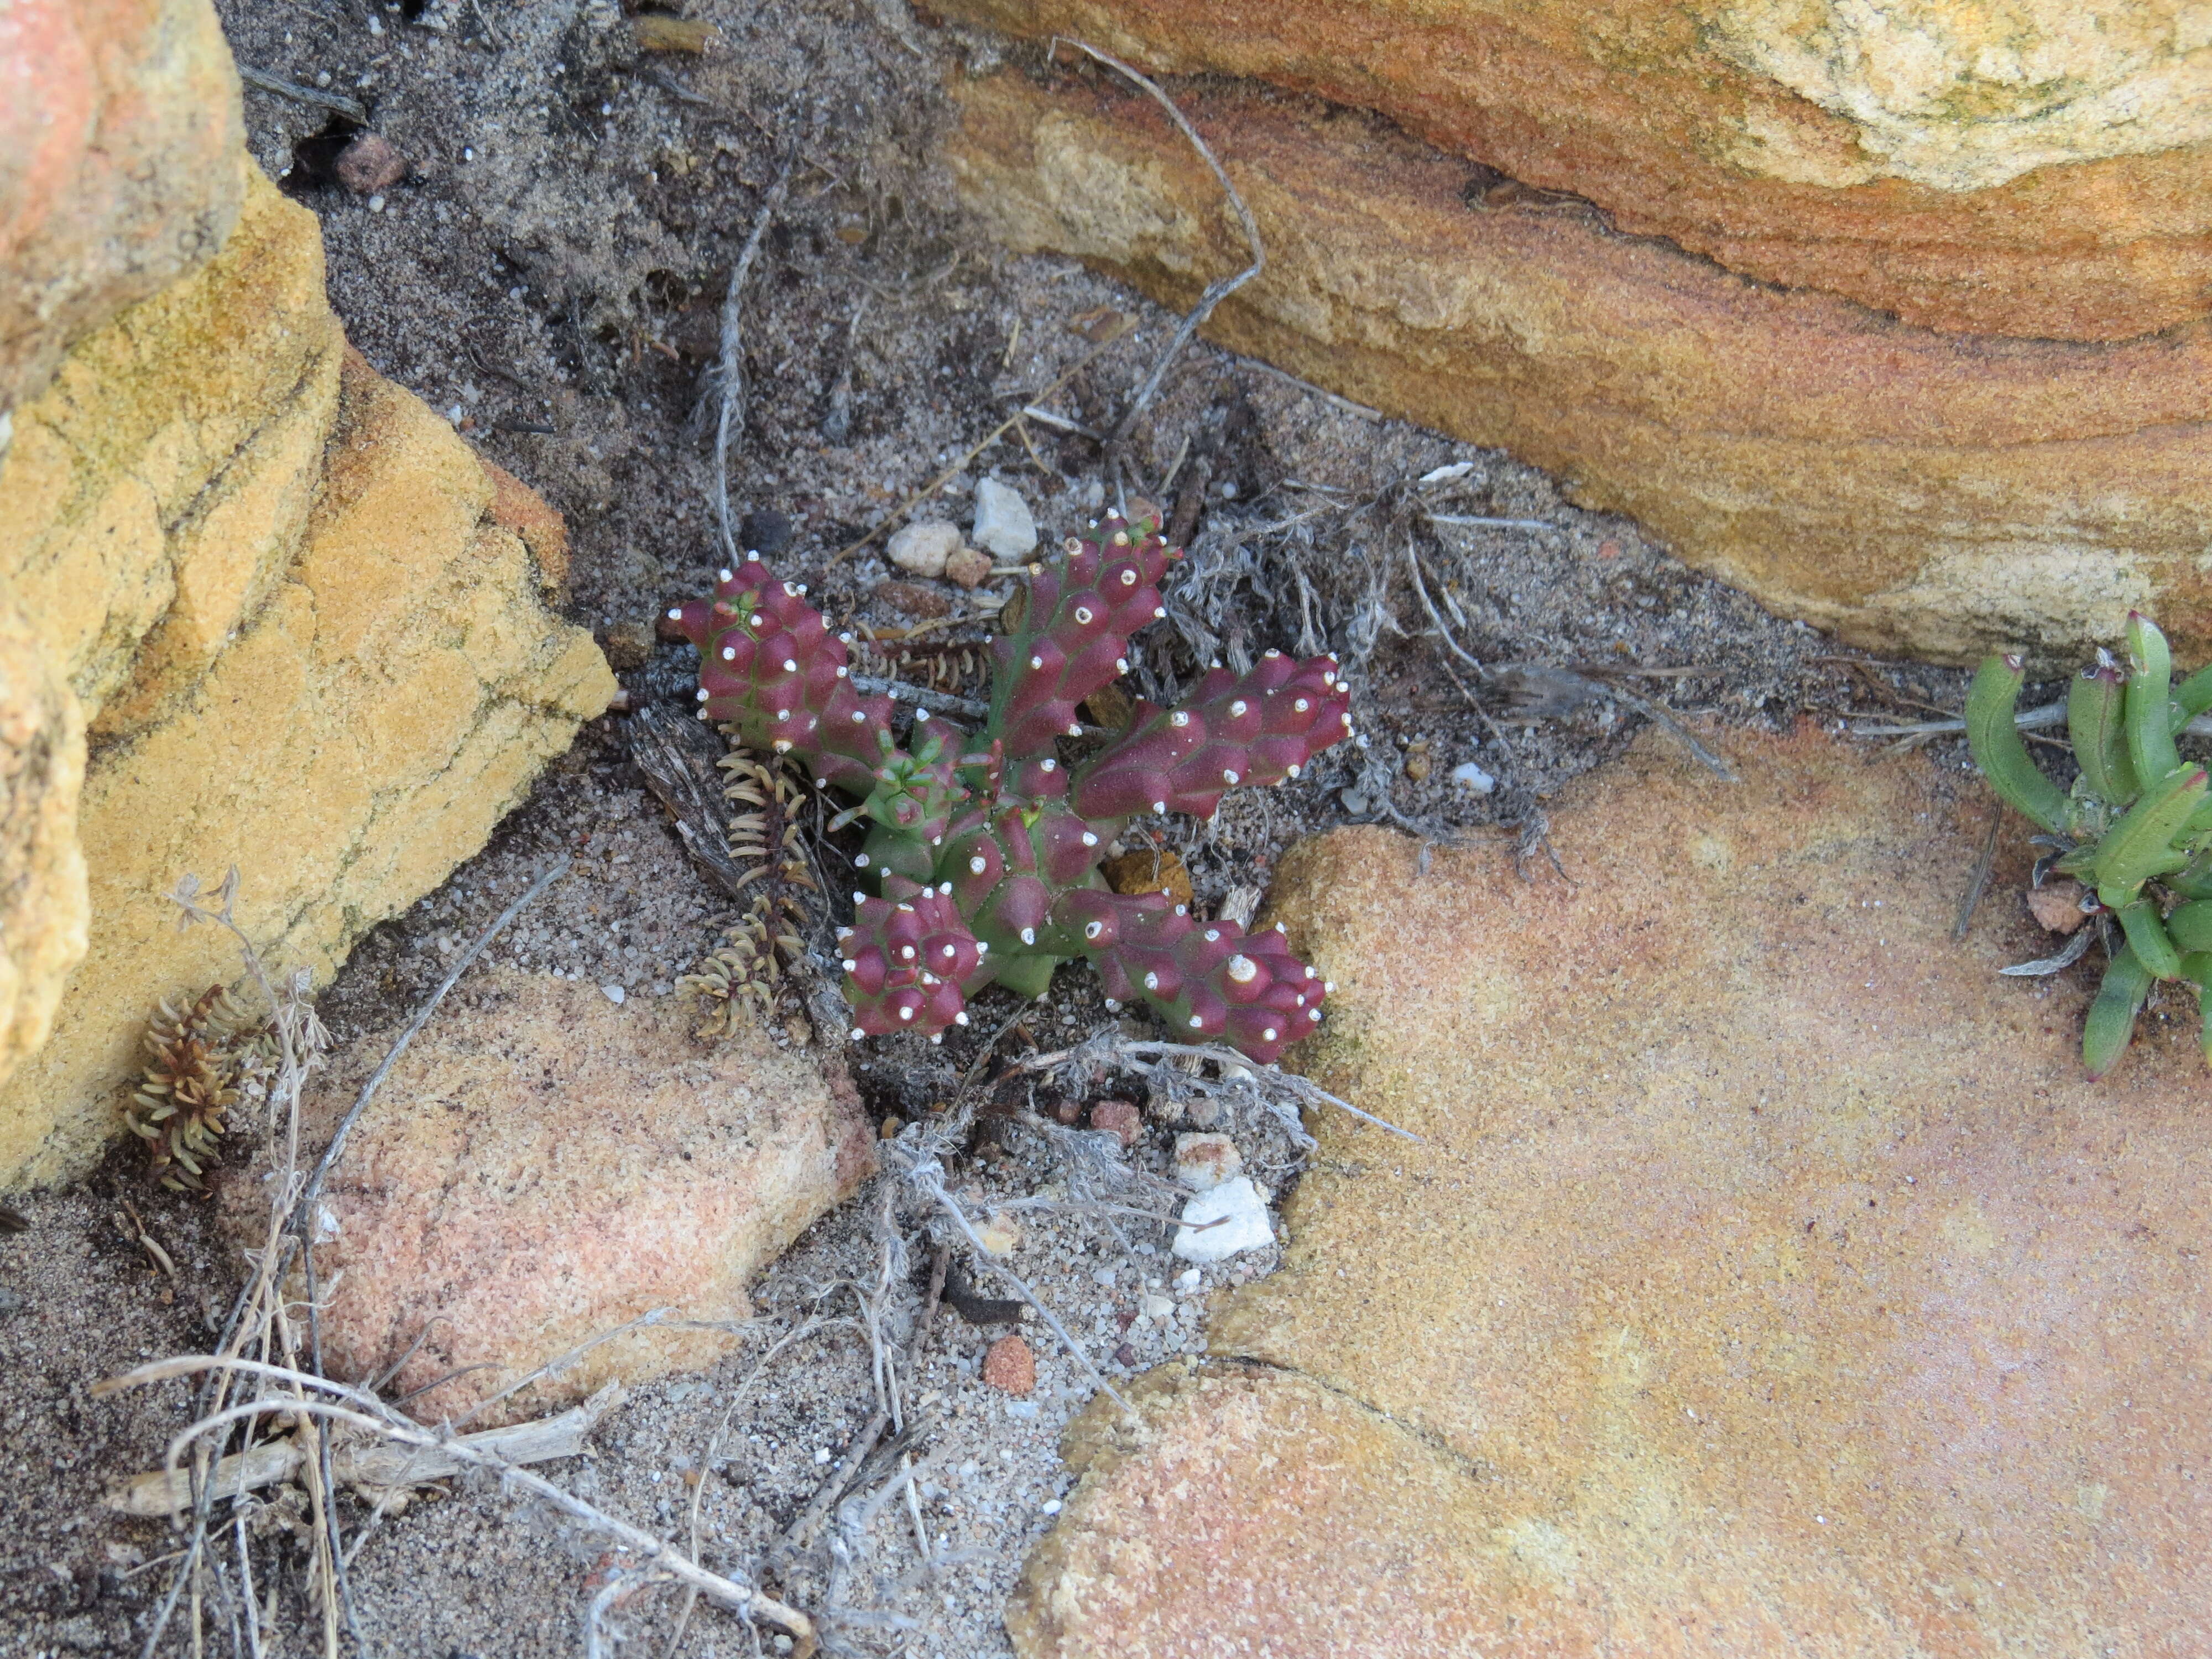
[1047,39,1265,446]
[712,133,802,567]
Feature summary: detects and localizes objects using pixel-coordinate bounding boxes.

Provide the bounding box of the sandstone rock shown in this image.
[333,133,409,196]
[0,606,87,1095]
[1170,1176,1271,1263]
[943,545,995,589]
[1018,1365,1493,1655]
[1170,1131,1239,1191]
[1013,726,2212,1654]
[936,0,2212,342]
[0,0,244,425]
[223,969,874,1425]
[946,73,2212,665]
[1087,1099,1141,1148]
[972,477,1038,559]
[1100,847,1192,907]
[2028,878,2092,934]
[0,170,616,1187]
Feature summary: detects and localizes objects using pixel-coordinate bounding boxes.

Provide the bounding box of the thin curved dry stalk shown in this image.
[1009,1032,1421,1142]
[101,1356,818,1648]
[879,1140,1139,1421]
[1048,38,1264,447]
[661,1314,846,1659]
[707,132,801,566]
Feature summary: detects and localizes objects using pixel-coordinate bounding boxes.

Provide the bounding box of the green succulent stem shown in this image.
[2083,945,2154,1080]
[2125,613,2183,787]
[1965,654,2068,834]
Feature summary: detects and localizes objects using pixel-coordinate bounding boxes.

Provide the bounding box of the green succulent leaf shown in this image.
[2067,666,2138,805]
[2169,902,2212,955]
[2165,851,2212,900]
[1965,654,2068,835]
[2124,612,2183,787]
[2110,898,2183,980]
[2083,943,2154,1080]
[2174,661,2212,727]
[2094,765,2208,893]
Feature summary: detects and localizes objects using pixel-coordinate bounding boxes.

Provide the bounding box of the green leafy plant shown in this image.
[1968,612,2212,1076]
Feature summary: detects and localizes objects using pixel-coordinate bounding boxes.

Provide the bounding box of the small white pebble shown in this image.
[1172,1177,1274,1262]
[600,985,627,1005]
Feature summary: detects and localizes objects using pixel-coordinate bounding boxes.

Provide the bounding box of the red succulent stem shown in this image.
[987,504,1175,759]
[1051,889,1326,1066]
[669,552,894,795]
[837,886,984,1040]
[1073,651,1352,823]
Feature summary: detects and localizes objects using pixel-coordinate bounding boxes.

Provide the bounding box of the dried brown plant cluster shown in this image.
[679,753,818,1033]
[123,984,271,1192]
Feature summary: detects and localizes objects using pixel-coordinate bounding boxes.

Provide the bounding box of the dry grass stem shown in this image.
[101,1356,817,1648]
[1046,38,1264,446]
[708,133,802,566]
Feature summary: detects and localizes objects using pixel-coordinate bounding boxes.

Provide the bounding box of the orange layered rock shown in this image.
[1014,725,2212,1657]
[946,72,2212,664]
[936,0,2212,342]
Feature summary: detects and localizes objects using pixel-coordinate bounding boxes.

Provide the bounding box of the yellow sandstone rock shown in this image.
[946,73,2212,665]
[0,606,87,1094]
[0,0,245,421]
[0,168,615,1186]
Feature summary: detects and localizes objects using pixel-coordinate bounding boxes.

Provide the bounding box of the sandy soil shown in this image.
[0,0,1995,1653]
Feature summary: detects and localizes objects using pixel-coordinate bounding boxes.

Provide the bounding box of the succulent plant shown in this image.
[667,503,1352,1062]
[124,985,271,1191]
[1968,612,2212,1076]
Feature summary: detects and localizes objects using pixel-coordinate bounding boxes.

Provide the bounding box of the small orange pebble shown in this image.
[983,1334,1036,1396]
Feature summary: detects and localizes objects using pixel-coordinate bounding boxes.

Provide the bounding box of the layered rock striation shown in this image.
[947,72,2212,664]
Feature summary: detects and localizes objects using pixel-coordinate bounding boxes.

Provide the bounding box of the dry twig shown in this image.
[706,132,802,567]
[99,1357,817,1647]
[1048,38,1264,449]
